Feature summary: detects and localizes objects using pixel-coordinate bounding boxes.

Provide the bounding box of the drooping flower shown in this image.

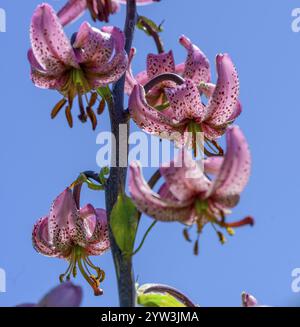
[32,188,110,296]
[129,126,253,250]
[58,0,159,25]
[17,282,83,307]
[128,36,241,147]
[28,4,128,129]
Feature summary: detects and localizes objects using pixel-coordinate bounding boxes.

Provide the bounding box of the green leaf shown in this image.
[138,293,186,308]
[136,16,164,36]
[110,194,139,254]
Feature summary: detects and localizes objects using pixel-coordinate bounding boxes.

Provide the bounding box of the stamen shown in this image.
[86,107,97,130]
[217,231,226,244]
[89,92,98,108]
[77,92,87,123]
[97,99,106,115]
[204,139,224,157]
[51,98,67,119]
[183,228,192,242]
[65,106,73,128]
[220,216,255,228]
[77,256,103,296]
[193,239,199,255]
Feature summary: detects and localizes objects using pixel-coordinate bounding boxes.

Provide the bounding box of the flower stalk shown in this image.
[104,0,137,307]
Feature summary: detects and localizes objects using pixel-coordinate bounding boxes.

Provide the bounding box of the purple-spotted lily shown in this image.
[28,4,128,129]
[128,36,241,145]
[17,282,82,307]
[32,188,110,296]
[58,0,159,25]
[129,126,253,249]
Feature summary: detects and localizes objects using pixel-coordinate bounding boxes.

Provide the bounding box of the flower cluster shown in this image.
[30,0,254,303]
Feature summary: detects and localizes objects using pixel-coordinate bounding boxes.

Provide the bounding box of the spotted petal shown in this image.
[160,150,211,201]
[179,35,210,84]
[129,162,194,222]
[147,51,176,79]
[209,126,251,202]
[87,26,128,86]
[32,216,59,257]
[164,79,206,122]
[48,188,79,253]
[205,54,239,126]
[30,4,78,74]
[129,84,183,139]
[73,22,114,65]
[57,0,87,26]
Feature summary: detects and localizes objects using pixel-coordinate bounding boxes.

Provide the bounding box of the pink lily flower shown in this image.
[58,0,160,25]
[28,4,128,129]
[129,126,253,249]
[17,282,82,307]
[32,188,110,296]
[128,36,241,145]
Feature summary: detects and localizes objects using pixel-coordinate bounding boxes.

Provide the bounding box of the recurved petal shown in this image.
[165,79,206,122]
[129,84,182,138]
[86,208,110,248]
[125,48,138,95]
[204,156,223,175]
[88,51,128,87]
[147,51,176,79]
[87,26,128,86]
[209,126,251,201]
[32,216,59,257]
[57,0,87,26]
[30,69,68,90]
[30,4,78,73]
[85,210,110,255]
[101,25,125,52]
[179,35,210,84]
[201,123,227,140]
[37,282,83,307]
[129,162,194,222]
[205,54,239,126]
[160,150,211,201]
[73,22,114,65]
[48,188,79,252]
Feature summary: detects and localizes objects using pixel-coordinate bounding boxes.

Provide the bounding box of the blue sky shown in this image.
[1,0,300,307]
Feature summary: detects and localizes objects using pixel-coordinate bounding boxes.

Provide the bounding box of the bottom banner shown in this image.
[0,307,299,325]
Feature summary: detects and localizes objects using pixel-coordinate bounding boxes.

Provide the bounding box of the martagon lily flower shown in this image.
[58,0,160,25]
[129,126,253,251]
[128,36,241,149]
[28,4,128,129]
[17,282,83,307]
[32,188,110,296]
